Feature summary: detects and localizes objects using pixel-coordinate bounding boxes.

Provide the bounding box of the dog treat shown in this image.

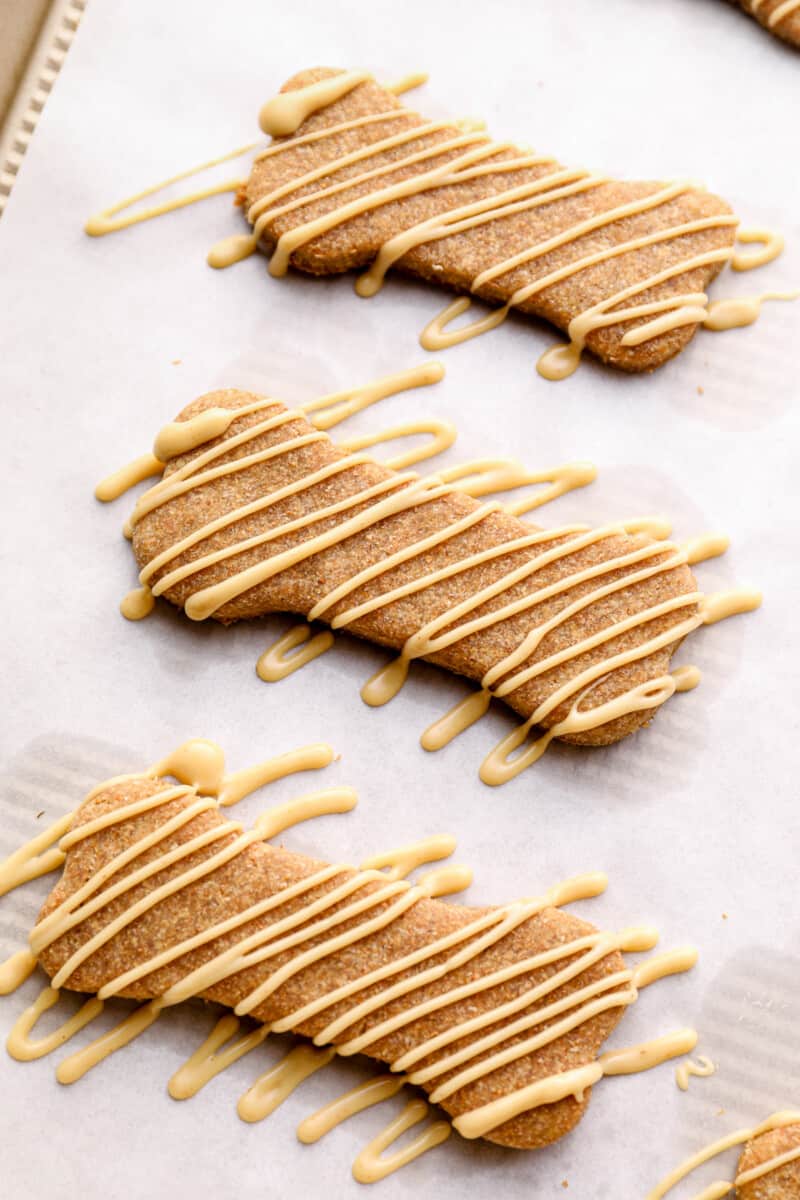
[647,1111,800,1198]
[84,70,796,381]
[1,738,699,1178]
[98,366,760,784]
[739,0,800,45]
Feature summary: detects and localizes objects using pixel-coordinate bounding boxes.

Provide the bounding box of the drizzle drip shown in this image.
[675,1054,715,1091]
[703,290,799,331]
[85,144,256,237]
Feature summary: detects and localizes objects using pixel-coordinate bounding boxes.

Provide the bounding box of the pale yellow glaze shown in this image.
[237,1044,337,1122]
[168,1014,269,1099]
[385,72,429,96]
[259,71,371,137]
[675,1054,715,1091]
[352,1099,451,1183]
[0,949,38,995]
[7,986,104,1061]
[732,227,785,270]
[672,665,702,693]
[0,812,71,898]
[703,290,799,331]
[337,417,457,470]
[85,143,255,237]
[120,586,155,621]
[256,624,335,682]
[646,1110,800,1199]
[296,1073,406,1143]
[152,408,240,460]
[95,454,162,502]
[207,233,258,269]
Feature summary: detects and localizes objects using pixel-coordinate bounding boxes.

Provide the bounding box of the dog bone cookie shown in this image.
[647,1110,800,1198]
[84,70,796,382]
[739,0,800,45]
[99,367,760,784]
[1,738,698,1175]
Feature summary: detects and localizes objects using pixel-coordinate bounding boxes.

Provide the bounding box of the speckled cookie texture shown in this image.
[37,777,631,1150]
[739,1,800,46]
[132,390,699,748]
[243,67,737,374]
[737,1124,800,1199]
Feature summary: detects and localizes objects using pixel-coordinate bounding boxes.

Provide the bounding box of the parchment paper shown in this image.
[1,1,799,1197]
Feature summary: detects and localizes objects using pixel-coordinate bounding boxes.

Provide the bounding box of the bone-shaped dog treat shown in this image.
[83,70,795,377]
[647,1111,800,1198]
[117,386,757,782]
[232,67,746,379]
[739,0,800,45]
[3,741,697,1156]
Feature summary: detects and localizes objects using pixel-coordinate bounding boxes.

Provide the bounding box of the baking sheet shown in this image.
[1,0,799,1196]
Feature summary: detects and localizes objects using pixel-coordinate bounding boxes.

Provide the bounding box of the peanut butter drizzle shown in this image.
[168,1014,269,1099]
[0,949,37,995]
[259,71,372,137]
[237,1044,337,1122]
[297,1073,406,1142]
[703,290,800,331]
[95,454,162,502]
[675,1054,715,1091]
[3,758,697,1160]
[85,143,256,238]
[337,417,457,470]
[646,1110,800,1199]
[732,228,785,270]
[751,0,800,26]
[385,72,429,96]
[352,1099,451,1183]
[256,624,336,681]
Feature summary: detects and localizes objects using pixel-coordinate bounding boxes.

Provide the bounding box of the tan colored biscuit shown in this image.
[737,1123,800,1197]
[36,776,630,1150]
[739,1,800,46]
[244,68,737,374]
[132,389,699,747]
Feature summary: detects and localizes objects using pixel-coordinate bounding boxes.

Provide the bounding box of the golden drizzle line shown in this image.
[675,1054,716,1091]
[85,144,257,238]
[2,763,696,1158]
[751,0,800,27]
[646,1110,800,1199]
